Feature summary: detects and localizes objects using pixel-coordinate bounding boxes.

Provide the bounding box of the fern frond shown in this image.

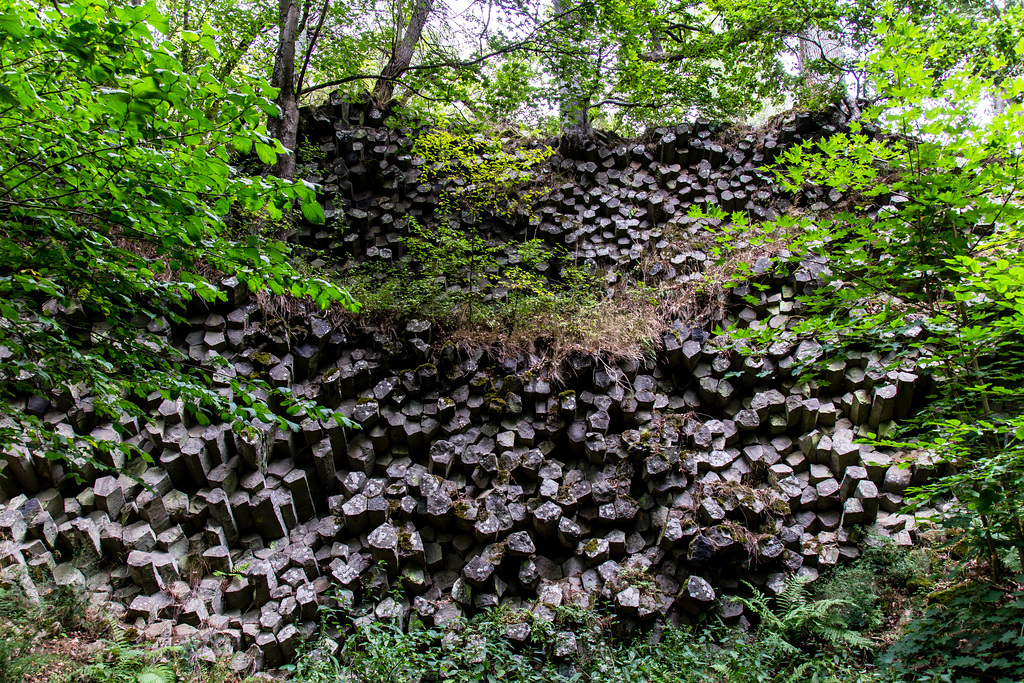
[777,575,811,614]
[783,661,814,683]
[137,664,176,683]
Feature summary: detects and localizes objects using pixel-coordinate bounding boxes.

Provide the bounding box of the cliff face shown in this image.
[0,103,934,673]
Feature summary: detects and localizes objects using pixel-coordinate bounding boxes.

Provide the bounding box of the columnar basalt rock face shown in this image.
[0,103,937,672]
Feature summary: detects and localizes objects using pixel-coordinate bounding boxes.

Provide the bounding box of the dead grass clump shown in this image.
[253,289,368,333]
[444,283,664,376]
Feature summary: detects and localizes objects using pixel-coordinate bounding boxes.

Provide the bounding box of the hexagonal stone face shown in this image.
[532,501,562,535]
[616,585,641,611]
[3,118,949,671]
[579,537,610,563]
[506,621,531,642]
[52,562,85,587]
[505,531,535,556]
[555,631,578,658]
[683,575,716,604]
[367,523,400,572]
[461,555,494,587]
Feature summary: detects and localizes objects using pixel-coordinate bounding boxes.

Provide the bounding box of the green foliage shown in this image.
[0,585,42,683]
[343,128,589,333]
[716,2,1024,577]
[392,217,599,326]
[738,576,874,655]
[0,579,99,683]
[156,0,855,133]
[859,535,933,590]
[815,563,885,634]
[287,611,560,683]
[339,245,606,345]
[84,656,178,683]
[617,565,657,594]
[413,130,552,219]
[0,0,355,466]
[82,630,180,683]
[341,129,608,342]
[882,581,1024,683]
[535,0,835,132]
[287,600,890,683]
[816,536,933,634]
[586,625,885,683]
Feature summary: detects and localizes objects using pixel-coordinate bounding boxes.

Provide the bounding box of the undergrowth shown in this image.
[4,536,1021,683]
[0,584,44,683]
[0,577,245,683]
[282,536,1022,683]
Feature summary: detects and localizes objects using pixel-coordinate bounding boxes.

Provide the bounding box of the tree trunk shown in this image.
[269,0,300,181]
[560,82,591,136]
[798,27,844,80]
[372,0,434,104]
[798,27,861,119]
[553,0,591,156]
[180,0,192,73]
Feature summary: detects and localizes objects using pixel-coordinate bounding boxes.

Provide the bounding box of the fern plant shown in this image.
[0,586,41,683]
[737,576,873,655]
[81,630,178,683]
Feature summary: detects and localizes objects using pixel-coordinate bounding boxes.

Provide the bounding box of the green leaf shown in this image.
[254,142,278,165]
[300,198,326,225]
[0,11,25,38]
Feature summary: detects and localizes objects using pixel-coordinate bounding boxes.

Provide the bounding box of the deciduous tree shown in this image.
[0,0,353,467]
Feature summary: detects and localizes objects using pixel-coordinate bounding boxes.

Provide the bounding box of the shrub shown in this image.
[287,598,895,683]
[814,535,934,634]
[881,582,1024,683]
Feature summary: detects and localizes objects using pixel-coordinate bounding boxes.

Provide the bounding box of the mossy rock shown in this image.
[397,530,414,553]
[470,374,493,390]
[927,583,971,605]
[502,374,523,393]
[907,576,935,592]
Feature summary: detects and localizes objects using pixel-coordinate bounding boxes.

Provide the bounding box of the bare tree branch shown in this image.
[296,0,332,96]
[302,8,580,96]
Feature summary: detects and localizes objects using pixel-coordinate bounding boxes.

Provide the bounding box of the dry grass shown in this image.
[247,226,790,383]
[438,284,665,376]
[254,265,667,380]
